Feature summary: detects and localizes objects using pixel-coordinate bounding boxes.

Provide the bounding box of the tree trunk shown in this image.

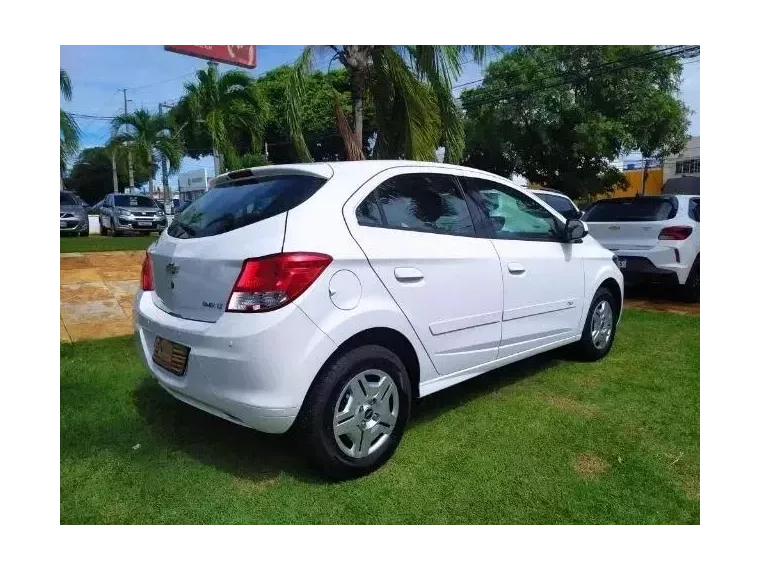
[127,150,135,192]
[351,80,364,153]
[213,145,223,176]
[341,45,371,159]
[148,154,154,198]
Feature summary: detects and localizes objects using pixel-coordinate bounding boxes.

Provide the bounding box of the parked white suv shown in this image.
[583,195,699,302]
[134,161,624,478]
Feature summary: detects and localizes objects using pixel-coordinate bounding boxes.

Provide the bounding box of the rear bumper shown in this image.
[616,255,681,285]
[133,291,337,433]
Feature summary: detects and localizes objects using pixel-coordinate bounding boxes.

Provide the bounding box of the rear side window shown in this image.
[584,198,677,222]
[535,193,577,219]
[358,173,475,237]
[168,175,326,239]
[689,198,700,222]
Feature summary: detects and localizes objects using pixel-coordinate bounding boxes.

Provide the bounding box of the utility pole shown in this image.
[123,88,135,192]
[111,151,118,194]
[158,102,173,214]
[207,61,223,176]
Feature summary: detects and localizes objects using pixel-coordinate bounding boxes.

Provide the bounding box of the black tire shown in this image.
[99,222,107,236]
[681,256,699,303]
[80,228,89,237]
[294,345,412,480]
[572,286,619,361]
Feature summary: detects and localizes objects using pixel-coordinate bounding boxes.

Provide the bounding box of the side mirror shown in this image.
[565,209,581,220]
[565,219,587,242]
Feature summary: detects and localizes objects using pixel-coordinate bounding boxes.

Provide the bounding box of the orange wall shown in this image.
[612,168,663,197]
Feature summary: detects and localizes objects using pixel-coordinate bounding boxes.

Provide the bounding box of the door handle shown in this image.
[507,262,526,275]
[394,267,424,282]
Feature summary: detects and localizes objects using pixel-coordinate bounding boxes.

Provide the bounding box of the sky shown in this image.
[60,45,700,189]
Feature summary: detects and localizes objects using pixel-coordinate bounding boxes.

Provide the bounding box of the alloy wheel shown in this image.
[590,299,614,350]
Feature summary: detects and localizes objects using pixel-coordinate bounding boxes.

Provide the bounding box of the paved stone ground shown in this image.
[60,251,143,342]
[60,252,699,342]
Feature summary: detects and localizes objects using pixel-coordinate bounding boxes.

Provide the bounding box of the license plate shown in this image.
[152,337,190,376]
[616,259,627,269]
[138,221,152,227]
[60,221,67,228]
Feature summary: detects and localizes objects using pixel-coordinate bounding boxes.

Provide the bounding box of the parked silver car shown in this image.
[60,191,89,237]
[99,193,167,236]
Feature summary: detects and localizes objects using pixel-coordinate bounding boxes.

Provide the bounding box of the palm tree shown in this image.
[110,109,183,197]
[285,46,489,163]
[60,69,80,189]
[177,63,269,175]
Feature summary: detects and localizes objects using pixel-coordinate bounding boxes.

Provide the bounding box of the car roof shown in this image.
[214,160,523,198]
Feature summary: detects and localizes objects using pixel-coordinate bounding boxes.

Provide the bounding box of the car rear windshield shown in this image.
[61,192,78,206]
[167,174,327,239]
[584,198,677,222]
[114,195,158,208]
[536,193,577,218]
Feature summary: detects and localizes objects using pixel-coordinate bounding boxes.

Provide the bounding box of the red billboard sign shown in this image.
[165,45,257,69]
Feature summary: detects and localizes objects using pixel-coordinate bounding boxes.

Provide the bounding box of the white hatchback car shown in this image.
[134,161,623,478]
[583,195,699,302]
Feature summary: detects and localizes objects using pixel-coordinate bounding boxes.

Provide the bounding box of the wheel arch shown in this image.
[599,277,622,316]
[312,327,422,400]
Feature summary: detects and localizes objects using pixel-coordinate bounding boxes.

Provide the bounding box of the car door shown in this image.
[344,168,503,377]
[461,176,585,359]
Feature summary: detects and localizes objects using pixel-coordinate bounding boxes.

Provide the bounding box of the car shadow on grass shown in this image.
[132,350,563,483]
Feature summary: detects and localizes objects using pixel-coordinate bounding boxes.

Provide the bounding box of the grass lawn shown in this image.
[60,235,157,253]
[60,309,699,524]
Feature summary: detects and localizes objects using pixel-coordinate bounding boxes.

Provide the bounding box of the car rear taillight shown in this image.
[141,253,154,291]
[226,252,332,313]
[658,226,693,240]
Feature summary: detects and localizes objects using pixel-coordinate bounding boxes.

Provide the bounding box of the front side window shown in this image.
[361,173,475,237]
[465,178,562,241]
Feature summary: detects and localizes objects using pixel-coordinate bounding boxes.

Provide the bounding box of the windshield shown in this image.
[114,195,158,208]
[584,198,677,222]
[61,193,78,206]
[536,193,577,218]
[168,175,326,239]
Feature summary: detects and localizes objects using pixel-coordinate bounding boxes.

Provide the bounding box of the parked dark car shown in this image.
[98,193,167,236]
[60,191,89,237]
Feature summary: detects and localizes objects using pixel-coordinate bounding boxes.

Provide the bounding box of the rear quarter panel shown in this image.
[284,174,439,386]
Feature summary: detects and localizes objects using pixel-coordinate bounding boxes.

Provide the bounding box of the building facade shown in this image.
[662,136,700,194]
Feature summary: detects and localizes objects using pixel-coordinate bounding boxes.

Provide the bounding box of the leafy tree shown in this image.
[110,109,183,197]
[256,66,376,163]
[65,146,152,203]
[461,45,690,197]
[174,64,269,174]
[224,152,270,171]
[285,46,489,162]
[60,69,80,186]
